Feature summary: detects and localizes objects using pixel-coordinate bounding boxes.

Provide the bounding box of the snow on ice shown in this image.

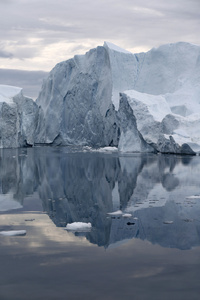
[1,41,200,154]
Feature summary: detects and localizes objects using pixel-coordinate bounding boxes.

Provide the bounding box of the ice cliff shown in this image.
[0,85,38,148]
[34,41,200,154]
[1,41,200,154]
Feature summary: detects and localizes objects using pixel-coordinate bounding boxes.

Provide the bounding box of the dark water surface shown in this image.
[0,147,200,300]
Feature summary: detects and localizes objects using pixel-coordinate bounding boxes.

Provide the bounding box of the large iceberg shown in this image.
[0,41,200,154]
[34,41,200,154]
[0,85,38,148]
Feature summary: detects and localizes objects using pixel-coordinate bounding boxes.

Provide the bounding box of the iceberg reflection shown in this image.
[0,147,200,250]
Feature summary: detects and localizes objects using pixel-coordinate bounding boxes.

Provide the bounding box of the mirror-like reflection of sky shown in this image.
[0,147,200,299]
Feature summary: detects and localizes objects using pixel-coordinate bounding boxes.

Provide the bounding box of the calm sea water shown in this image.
[0,147,200,300]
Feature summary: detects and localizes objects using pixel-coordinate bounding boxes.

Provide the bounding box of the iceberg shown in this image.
[34,41,200,154]
[0,85,39,148]
[1,41,200,154]
[118,89,198,154]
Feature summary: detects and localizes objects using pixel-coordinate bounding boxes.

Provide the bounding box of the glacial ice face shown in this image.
[117,92,154,153]
[34,42,147,149]
[118,42,200,154]
[103,42,140,110]
[35,46,119,147]
[0,85,38,148]
[134,42,200,95]
[117,42,200,153]
[34,41,200,154]
[0,42,199,153]
[118,90,199,154]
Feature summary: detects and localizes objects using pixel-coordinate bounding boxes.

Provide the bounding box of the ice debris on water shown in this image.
[186,195,200,199]
[83,146,118,153]
[0,230,26,236]
[107,210,123,216]
[163,221,174,224]
[65,222,92,232]
[122,213,132,218]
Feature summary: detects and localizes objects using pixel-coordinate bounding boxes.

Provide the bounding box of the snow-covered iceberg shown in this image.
[118,89,199,154]
[34,41,200,154]
[1,41,200,154]
[0,85,38,148]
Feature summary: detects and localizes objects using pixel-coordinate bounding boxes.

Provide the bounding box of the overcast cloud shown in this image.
[0,0,199,96]
[0,0,199,72]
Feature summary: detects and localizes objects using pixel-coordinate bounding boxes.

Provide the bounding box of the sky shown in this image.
[0,0,200,96]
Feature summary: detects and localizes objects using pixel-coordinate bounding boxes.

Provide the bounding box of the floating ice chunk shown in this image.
[84,146,118,153]
[122,213,132,218]
[0,230,26,236]
[65,222,92,232]
[163,221,174,224]
[186,195,200,199]
[107,210,123,216]
[97,147,118,153]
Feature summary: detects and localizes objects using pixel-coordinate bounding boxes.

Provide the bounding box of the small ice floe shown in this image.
[122,213,132,218]
[83,146,118,153]
[0,230,26,236]
[186,195,200,199]
[107,210,123,216]
[65,222,92,232]
[97,147,118,153]
[163,221,174,224]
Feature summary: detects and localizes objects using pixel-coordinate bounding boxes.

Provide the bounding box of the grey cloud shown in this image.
[0,69,48,99]
[14,47,40,59]
[0,49,13,58]
[0,0,199,67]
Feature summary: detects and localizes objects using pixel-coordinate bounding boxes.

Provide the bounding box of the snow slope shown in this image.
[0,85,22,103]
